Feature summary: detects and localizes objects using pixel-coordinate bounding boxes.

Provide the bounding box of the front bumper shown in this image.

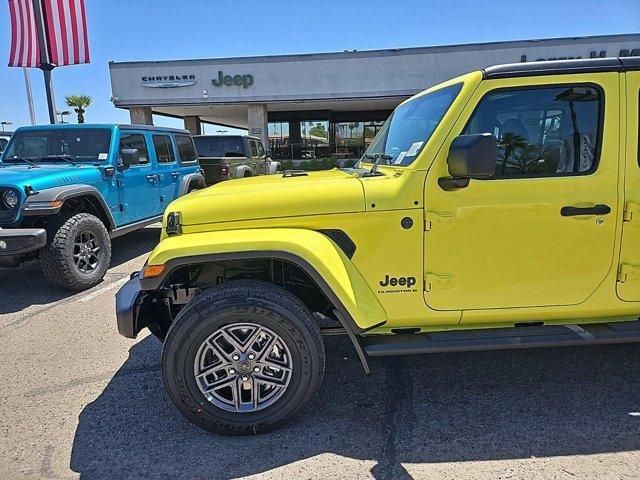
[0,227,47,265]
[115,272,147,338]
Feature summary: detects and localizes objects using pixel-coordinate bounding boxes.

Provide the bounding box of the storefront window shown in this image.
[268,121,289,151]
[364,121,385,147]
[301,121,329,147]
[299,121,329,158]
[334,121,385,158]
[336,122,364,148]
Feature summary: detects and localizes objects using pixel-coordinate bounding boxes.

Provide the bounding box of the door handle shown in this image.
[561,204,611,216]
[146,174,158,182]
[171,171,180,179]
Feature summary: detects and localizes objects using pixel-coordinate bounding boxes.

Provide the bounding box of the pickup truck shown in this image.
[116,56,640,435]
[193,134,280,184]
[0,124,204,290]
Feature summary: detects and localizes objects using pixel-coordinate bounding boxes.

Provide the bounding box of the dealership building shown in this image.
[108,33,640,159]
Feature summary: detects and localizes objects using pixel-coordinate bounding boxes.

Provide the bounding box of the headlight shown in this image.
[166,211,182,236]
[2,190,19,209]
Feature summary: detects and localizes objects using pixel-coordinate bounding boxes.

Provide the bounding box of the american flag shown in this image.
[42,0,90,66]
[8,0,90,68]
[8,0,40,67]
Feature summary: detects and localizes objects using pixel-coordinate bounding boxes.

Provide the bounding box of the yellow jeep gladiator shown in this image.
[116,56,640,435]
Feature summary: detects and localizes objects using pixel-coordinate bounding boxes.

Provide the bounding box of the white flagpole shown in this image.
[23,68,37,125]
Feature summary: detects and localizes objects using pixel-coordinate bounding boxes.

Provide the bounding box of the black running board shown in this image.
[363,320,640,357]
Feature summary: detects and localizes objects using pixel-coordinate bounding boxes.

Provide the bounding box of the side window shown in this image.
[256,141,265,157]
[464,85,601,178]
[119,133,149,164]
[249,140,258,158]
[152,135,175,163]
[175,135,197,163]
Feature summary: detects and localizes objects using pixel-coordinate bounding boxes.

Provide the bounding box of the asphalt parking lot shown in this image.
[2,225,640,479]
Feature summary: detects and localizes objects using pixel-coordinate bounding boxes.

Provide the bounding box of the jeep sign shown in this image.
[212,71,254,88]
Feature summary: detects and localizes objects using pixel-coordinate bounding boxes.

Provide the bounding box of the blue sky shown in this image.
[0,0,639,131]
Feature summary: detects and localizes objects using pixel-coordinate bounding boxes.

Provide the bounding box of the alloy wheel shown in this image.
[72,230,101,274]
[193,322,293,413]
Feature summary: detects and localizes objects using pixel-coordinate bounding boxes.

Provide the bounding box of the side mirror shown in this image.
[440,133,496,189]
[120,148,139,168]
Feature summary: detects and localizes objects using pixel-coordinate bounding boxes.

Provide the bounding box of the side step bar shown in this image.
[363,321,640,357]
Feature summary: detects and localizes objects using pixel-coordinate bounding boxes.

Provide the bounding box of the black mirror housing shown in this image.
[120,148,140,168]
[446,133,497,179]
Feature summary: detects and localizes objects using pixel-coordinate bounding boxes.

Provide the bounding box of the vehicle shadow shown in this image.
[0,226,160,315]
[70,335,640,479]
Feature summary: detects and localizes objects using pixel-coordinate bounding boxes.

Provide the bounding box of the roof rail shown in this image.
[483,56,640,79]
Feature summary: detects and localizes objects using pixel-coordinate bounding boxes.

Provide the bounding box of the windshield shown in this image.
[194,137,244,157]
[363,83,462,166]
[2,128,112,164]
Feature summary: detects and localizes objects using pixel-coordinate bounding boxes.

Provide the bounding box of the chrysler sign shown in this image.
[141,74,197,88]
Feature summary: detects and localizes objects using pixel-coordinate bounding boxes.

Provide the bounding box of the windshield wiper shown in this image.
[42,154,80,166]
[356,153,386,168]
[5,156,39,168]
[366,153,392,175]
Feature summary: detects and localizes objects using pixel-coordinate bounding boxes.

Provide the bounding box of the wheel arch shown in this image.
[234,164,253,178]
[22,184,116,230]
[178,172,206,196]
[141,229,388,373]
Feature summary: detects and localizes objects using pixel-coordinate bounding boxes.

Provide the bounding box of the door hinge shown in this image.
[425,273,454,291]
[618,264,640,283]
[425,212,454,231]
[623,202,640,222]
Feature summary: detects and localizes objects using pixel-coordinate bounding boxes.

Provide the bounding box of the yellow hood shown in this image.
[167,169,365,226]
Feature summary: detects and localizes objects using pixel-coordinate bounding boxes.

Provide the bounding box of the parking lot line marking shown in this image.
[0,274,131,336]
[79,277,130,303]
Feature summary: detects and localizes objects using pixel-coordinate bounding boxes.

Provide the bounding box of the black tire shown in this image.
[40,212,112,291]
[162,280,325,435]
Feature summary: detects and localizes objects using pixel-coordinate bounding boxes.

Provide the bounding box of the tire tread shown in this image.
[163,280,325,435]
[40,212,111,291]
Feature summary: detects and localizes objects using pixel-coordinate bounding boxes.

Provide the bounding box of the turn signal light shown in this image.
[142,264,166,278]
[220,164,230,176]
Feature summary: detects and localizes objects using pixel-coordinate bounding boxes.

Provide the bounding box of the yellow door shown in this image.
[617,71,640,301]
[424,73,620,313]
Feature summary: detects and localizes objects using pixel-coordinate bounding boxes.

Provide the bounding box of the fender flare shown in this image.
[267,160,281,175]
[140,228,388,373]
[178,172,206,195]
[21,184,116,230]
[234,164,253,178]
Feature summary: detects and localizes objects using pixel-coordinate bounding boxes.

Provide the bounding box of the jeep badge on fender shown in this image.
[379,275,417,288]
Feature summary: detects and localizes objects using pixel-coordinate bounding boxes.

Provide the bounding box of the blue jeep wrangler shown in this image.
[0,124,205,290]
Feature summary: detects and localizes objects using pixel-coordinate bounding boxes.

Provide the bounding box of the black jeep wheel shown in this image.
[40,213,112,291]
[162,280,325,435]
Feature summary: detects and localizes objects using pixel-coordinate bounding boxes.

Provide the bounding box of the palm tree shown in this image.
[65,94,92,124]
[498,132,527,175]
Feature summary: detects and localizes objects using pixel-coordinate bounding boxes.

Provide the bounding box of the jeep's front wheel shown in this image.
[40,213,112,291]
[162,280,325,435]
